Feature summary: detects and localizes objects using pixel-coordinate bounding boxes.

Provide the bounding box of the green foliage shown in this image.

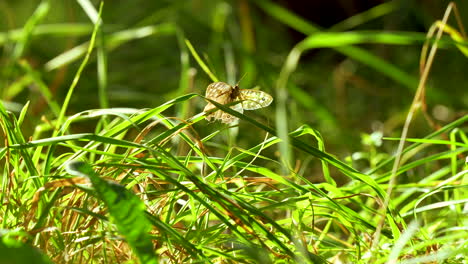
[0,229,53,264]
[1,0,467,263]
[65,161,157,264]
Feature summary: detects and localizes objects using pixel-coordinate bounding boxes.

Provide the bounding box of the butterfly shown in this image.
[203,82,273,124]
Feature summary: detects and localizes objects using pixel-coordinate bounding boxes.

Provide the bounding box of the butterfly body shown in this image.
[203,82,273,123]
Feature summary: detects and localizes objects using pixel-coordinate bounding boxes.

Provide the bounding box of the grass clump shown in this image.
[0,1,467,263]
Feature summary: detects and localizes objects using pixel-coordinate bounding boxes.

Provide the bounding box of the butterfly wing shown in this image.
[218,103,243,124]
[204,82,232,112]
[239,89,273,110]
[203,83,273,123]
[204,82,243,123]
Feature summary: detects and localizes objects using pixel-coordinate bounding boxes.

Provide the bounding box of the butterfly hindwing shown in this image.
[238,89,273,110]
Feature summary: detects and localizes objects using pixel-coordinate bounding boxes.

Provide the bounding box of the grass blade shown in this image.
[66,161,157,264]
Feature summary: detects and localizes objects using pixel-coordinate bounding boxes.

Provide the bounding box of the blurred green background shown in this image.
[1,0,467,156]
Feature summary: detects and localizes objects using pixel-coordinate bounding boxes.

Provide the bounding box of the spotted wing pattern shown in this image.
[203,82,272,124]
[238,89,273,110]
[203,82,241,124]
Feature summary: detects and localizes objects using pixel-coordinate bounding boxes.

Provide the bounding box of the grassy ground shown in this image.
[0,1,467,263]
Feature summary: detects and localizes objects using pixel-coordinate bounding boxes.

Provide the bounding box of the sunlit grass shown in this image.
[0,1,467,263]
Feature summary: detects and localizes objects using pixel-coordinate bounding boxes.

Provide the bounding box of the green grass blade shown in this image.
[185,38,219,82]
[44,23,176,71]
[329,1,398,31]
[0,229,53,264]
[0,23,93,46]
[66,161,157,264]
[368,115,468,175]
[204,97,387,197]
[253,0,419,90]
[12,0,50,60]
[55,3,102,129]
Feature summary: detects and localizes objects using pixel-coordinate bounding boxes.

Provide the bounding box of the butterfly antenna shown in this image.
[236,73,248,87]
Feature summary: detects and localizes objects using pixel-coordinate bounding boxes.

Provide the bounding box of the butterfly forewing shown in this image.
[204,82,233,100]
